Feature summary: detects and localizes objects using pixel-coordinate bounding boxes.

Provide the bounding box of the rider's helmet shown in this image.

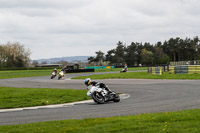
[54,68,57,70]
[84,78,91,86]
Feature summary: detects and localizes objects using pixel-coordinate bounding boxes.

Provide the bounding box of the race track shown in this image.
[0,72,200,125]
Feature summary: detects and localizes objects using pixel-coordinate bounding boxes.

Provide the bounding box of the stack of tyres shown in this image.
[174,66,180,74]
[148,67,153,74]
[181,65,188,74]
[195,66,200,74]
[152,67,155,74]
[148,67,163,75]
[174,66,188,74]
[156,67,163,75]
[188,66,195,74]
[170,65,200,74]
[169,66,175,74]
[188,65,200,74]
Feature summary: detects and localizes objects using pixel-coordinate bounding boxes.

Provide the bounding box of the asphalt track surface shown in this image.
[0,71,200,125]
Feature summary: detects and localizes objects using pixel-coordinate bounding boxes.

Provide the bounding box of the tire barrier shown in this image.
[169,65,200,74]
[85,66,115,69]
[148,67,164,75]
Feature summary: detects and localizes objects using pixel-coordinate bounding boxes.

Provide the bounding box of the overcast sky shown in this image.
[0,0,200,60]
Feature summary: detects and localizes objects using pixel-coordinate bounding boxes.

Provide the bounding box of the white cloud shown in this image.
[0,0,200,59]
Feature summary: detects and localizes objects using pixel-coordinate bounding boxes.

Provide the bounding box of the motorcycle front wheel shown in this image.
[91,92,105,104]
[113,94,120,102]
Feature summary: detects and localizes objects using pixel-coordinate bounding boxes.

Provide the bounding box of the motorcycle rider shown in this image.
[124,64,128,71]
[52,68,58,75]
[121,64,128,72]
[59,68,65,77]
[84,78,111,93]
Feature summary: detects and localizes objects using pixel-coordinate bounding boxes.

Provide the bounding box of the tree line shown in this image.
[0,42,31,68]
[88,36,200,66]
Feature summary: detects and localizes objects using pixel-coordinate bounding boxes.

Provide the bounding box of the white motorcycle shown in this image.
[58,71,64,80]
[50,71,56,79]
[120,68,128,73]
[87,85,120,104]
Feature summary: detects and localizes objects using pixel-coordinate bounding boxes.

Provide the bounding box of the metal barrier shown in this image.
[170,60,200,66]
[148,67,164,75]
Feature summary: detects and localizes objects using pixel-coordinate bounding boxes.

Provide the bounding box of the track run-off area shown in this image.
[0,71,200,125]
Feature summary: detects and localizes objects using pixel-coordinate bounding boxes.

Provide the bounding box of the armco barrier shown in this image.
[170,60,200,66]
[148,67,163,75]
[169,65,200,74]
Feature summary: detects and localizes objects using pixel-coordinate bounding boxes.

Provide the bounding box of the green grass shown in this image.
[73,71,200,80]
[0,87,89,109]
[0,109,200,132]
[0,70,52,79]
[0,67,147,79]
[94,67,147,72]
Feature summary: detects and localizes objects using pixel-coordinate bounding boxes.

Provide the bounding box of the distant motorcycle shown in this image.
[58,71,64,80]
[120,68,128,73]
[87,84,120,104]
[50,71,56,79]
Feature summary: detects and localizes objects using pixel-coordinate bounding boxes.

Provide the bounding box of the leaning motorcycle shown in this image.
[120,68,128,73]
[87,85,120,104]
[50,71,56,79]
[58,71,64,80]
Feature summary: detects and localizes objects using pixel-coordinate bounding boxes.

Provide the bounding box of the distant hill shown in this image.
[34,56,91,64]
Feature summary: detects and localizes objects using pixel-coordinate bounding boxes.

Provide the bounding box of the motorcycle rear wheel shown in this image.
[92,92,105,104]
[113,94,120,102]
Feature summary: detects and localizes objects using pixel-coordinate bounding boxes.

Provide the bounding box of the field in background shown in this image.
[0,67,147,79]
[0,70,52,79]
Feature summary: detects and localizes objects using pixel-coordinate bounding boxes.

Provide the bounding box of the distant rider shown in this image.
[59,68,65,77]
[52,68,58,75]
[124,64,128,71]
[121,64,128,72]
[84,78,111,93]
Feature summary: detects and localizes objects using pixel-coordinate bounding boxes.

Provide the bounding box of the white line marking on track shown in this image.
[0,94,130,113]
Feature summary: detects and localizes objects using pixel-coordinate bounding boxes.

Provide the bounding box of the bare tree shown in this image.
[0,42,31,67]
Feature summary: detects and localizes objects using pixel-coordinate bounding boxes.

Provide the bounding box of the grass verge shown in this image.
[0,70,52,79]
[73,71,200,80]
[0,67,147,79]
[0,109,200,132]
[0,87,89,109]
[94,67,147,72]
